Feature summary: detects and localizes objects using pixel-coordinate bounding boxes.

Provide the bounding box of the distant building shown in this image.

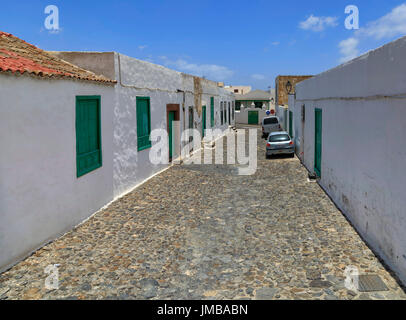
[224,85,252,95]
[275,75,313,106]
[234,89,275,125]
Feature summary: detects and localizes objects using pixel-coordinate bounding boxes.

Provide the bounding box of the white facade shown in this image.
[0,74,115,272]
[292,36,406,285]
[0,54,235,272]
[109,52,235,197]
[235,107,269,125]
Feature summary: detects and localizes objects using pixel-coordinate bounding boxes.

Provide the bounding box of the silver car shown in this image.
[266,131,295,158]
[261,116,281,138]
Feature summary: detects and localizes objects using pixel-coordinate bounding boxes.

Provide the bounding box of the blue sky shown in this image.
[1,0,406,89]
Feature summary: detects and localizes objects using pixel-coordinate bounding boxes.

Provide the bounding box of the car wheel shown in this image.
[266,154,271,159]
[290,153,295,158]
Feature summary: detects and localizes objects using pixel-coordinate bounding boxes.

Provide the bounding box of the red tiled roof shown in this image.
[0,31,116,83]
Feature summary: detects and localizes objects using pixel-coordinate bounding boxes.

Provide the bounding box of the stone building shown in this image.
[275,75,313,106]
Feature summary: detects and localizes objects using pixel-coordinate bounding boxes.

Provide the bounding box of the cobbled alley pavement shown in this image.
[1,125,405,300]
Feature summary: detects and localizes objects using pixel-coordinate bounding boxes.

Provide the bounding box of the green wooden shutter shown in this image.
[289,111,293,137]
[76,96,102,177]
[137,97,152,151]
[210,97,214,127]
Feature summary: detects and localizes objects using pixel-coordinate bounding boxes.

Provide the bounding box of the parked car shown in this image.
[261,116,281,138]
[266,131,295,158]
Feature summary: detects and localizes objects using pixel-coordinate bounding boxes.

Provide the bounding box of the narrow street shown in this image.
[0,126,405,300]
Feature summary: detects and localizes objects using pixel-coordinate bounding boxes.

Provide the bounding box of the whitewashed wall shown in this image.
[276,105,288,130]
[0,75,115,272]
[235,105,269,125]
[0,52,234,272]
[294,36,406,285]
[112,53,234,198]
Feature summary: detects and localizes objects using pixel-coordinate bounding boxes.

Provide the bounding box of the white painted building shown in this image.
[52,52,235,198]
[291,36,406,285]
[0,32,116,272]
[235,89,275,125]
[0,32,235,273]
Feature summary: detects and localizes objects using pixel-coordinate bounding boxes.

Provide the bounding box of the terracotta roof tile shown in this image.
[0,31,116,83]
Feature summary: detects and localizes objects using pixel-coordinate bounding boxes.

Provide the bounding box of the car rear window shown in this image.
[269,134,290,142]
[263,118,278,125]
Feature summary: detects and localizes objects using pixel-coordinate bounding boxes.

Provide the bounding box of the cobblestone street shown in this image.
[0,126,405,300]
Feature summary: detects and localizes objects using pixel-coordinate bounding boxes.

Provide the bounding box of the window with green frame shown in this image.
[235,101,241,111]
[76,96,102,178]
[136,97,152,151]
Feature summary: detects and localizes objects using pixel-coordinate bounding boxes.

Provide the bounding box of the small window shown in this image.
[269,134,290,142]
[255,101,263,108]
[136,97,152,151]
[235,101,241,111]
[234,89,239,93]
[76,96,102,177]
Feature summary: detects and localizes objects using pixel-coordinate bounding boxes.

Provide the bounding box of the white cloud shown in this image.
[251,74,266,80]
[338,38,359,63]
[299,14,338,32]
[271,41,280,46]
[357,3,406,39]
[339,3,406,63]
[138,45,148,50]
[160,57,233,80]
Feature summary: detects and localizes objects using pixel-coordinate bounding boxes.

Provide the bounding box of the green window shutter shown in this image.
[210,97,214,127]
[137,97,152,151]
[76,96,102,177]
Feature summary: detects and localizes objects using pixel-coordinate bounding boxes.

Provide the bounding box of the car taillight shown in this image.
[262,126,264,131]
[289,141,293,145]
[266,143,271,147]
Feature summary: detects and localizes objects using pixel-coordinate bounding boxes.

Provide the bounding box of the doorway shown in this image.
[202,105,206,138]
[289,111,293,137]
[167,104,180,162]
[248,111,258,125]
[228,102,231,125]
[314,108,322,176]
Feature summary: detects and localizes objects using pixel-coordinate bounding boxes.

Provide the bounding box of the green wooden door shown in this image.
[136,97,151,151]
[284,109,288,130]
[76,96,102,177]
[202,106,206,137]
[248,111,258,125]
[314,108,322,176]
[210,97,214,127]
[289,111,293,137]
[168,111,175,160]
